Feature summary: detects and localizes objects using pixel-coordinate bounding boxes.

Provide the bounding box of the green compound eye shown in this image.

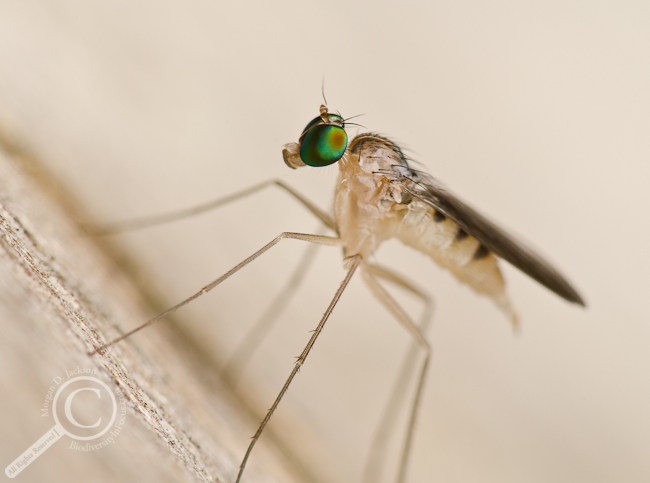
[299,115,348,167]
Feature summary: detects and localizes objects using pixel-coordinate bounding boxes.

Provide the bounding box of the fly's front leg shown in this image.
[85,177,339,358]
[81,179,337,235]
[361,266,432,483]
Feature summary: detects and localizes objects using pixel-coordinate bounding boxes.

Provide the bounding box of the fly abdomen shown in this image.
[396,200,517,323]
[473,244,490,260]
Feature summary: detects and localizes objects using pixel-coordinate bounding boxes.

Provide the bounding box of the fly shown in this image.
[91,103,585,483]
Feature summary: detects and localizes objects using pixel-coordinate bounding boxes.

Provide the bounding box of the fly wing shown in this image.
[402,182,585,306]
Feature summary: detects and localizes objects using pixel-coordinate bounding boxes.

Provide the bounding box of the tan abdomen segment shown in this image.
[395,201,518,324]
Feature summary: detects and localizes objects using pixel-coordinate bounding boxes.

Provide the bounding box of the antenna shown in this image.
[321,76,328,106]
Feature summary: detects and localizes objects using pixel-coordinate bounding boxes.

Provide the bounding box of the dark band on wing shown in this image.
[433,211,446,223]
[403,184,585,306]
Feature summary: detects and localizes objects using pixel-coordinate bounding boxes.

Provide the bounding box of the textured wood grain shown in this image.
[0,139,306,483]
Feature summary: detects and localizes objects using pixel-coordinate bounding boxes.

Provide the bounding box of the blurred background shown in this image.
[0,1,648,482]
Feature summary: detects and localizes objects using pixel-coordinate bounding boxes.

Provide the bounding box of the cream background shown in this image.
[0,1,648,482]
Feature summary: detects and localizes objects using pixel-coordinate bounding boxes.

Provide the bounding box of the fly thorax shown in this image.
[335,148,407,258]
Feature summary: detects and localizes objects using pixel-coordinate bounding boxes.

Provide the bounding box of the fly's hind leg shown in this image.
[361,265,432,483]
[361,263,434,483]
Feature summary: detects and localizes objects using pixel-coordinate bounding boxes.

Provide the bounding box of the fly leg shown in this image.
[361,266,432,483]
[81,179,337,235]
[220,230,322,384]
[361,263,434,483]
[90,232,341,354]
[82,176,339,352]
[235,254,362,483]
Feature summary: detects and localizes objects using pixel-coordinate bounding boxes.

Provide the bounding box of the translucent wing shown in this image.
[401,180,585,306]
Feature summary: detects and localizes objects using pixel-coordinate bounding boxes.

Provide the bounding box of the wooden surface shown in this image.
[0,140,306,483]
